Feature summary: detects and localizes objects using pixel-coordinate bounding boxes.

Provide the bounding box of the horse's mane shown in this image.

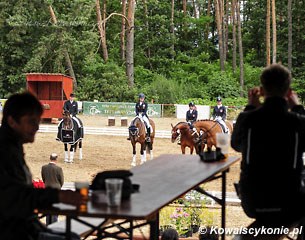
[172,121,188,128]
[196,119,213,122]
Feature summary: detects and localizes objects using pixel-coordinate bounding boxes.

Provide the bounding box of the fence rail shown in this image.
[38,125,171,139]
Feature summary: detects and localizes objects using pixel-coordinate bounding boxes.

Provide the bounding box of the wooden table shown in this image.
[40,154,240,240]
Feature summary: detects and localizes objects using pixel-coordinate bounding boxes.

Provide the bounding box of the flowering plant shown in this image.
[170,207,192,236]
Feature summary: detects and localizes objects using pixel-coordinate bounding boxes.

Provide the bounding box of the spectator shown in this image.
[0,92,82,240]
[161,228,179,240]
[41,153,64,225]
[231,64,305,228]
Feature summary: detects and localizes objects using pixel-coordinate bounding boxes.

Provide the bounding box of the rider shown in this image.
[186,102,198,129]
[135,93,151,142]
[64,93,78,117]
[212,97,229,133]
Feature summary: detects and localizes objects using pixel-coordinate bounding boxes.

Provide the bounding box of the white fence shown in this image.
[38,125,171,139]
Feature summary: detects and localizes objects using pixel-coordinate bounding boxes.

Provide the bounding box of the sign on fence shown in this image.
[83,101,162,118]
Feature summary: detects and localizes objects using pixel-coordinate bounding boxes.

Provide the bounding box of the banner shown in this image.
[83,101,161,118]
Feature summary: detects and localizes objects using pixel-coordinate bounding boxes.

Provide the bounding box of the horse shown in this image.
[193,120,233,152]
[128,116,155,166]
[171,122,200,154]
[56,111,84,163]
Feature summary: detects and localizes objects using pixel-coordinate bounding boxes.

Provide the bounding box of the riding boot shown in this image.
[69,151,74,163]
[79,148,83,160]
[146,127,151,142]
[64,151,69,163]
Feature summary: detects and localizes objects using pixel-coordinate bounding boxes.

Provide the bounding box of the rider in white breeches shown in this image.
[135,93,151,141]
[212,97,229,133]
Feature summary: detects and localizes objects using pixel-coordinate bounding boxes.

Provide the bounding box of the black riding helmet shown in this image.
[216,97,222,102]
[139,93,145,98]
[189,102,195,107]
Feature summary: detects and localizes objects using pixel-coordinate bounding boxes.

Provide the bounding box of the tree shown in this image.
[120,0,127,61]
[232,0,237,72]
[126,0,136,87]
[49,5,77,88]
[271,0,277,63]
[236,0,244,97]
[266,0,271,66]
[215,0,225,71]
[288,0,292,70]
[96,0,108,62]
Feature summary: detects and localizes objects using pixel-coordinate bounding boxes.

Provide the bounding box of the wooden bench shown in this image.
[47,217,110,238]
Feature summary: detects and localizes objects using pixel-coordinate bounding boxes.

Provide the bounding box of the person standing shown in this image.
[41,153,64,225]
[231,64,305,231]
[63,93,78,117]
[0,92,82,240]
[135,93,151,142]
[212,97,229,133]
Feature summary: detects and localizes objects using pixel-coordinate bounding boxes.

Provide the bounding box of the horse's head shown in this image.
[62,110,73,130]
[128,117,145,142]
[128,125,139,139]
[171,123,180,143]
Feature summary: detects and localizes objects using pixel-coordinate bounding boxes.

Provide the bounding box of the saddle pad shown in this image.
[61,129,75,143]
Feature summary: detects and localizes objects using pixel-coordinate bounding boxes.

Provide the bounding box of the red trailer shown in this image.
[26,73,73,119]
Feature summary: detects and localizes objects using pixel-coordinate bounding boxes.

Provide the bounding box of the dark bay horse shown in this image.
[128,116,155,166]
[171,122,199,154]
[56,111,84,163]
[193,120,233,152]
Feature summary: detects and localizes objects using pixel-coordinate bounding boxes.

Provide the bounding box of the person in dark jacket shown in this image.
[135,93,151,142]
[212,97,229,133]
[63,93,78,117]
[41,153,64,225]
[0,92,82,240]
[231,64,305,227]
[186,102,198,128]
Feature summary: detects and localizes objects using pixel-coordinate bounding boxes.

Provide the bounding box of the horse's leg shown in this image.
[190,145,194,155]
[181,145,186,154]
[148,141,153,160]
[69,145,74,163]
[140,143,146,164]
[131,142,137,167]
[78,141,83,160]
[64,144,69,163]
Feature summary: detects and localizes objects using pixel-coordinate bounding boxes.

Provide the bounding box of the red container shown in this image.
[26,73,73,119]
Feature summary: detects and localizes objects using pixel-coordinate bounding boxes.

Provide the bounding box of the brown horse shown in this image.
[171,122,200,154]
[128,116,155,166]
[193,120,233,152]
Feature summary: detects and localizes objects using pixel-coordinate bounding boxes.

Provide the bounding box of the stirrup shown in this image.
[146,137,151,142]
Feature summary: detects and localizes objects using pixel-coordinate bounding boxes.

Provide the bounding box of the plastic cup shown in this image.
[75,181,89,211]
[216,133,231,155]
[105,178,123,207]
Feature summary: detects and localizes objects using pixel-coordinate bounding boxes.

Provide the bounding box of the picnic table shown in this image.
[39,154,240,240]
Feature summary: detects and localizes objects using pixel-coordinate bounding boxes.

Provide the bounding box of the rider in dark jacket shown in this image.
[186,102,198,128]
[231,64,305,225]
[63,93,78,117]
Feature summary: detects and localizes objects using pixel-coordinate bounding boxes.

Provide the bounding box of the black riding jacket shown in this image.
[0,124,59,240]
[231,97,305,219]
[135,101,148,117]
[186,109,198,123]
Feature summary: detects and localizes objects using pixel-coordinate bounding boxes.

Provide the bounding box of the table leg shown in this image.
[221,170,227,240]
[150,212,159,240]
[66,216,72,240]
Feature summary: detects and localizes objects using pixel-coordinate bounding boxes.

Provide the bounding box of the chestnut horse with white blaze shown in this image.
[128,116,155,166]
[193,120,233,152]
[171,122,200,154]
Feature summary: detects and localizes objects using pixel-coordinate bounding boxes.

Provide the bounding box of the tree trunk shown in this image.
[205,0,211,41]
[171,0,175,57]
[236,0,244,97]
[96,0,108,62]
[120,0,127,61]
[49,5,77,89]
[288,0,292,70]
[271,0,276,64]
[232,0,237,72]
[126,0,135,87]
[142,0,151,62]
[223,0,230,62]
[215,0,225,71]
[266,0,271,66]
[192,0,197,18]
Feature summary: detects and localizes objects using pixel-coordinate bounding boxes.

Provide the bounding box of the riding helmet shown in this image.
[139,93,145,98]
[189,102,195,107]
[216,97,222,102]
